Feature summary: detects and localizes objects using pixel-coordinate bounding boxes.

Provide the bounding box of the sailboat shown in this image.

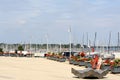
[101,32,115,60]
[112,32,120,58]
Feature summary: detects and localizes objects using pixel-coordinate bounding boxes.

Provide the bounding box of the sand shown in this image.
[0,57,119,80]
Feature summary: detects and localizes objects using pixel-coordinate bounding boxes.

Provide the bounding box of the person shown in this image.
[91,54,102,69]
[96,57,102,70]
[91,54,99,69]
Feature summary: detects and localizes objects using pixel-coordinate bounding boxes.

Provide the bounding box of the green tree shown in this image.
[76,44,81,48]
[0,48,3,53]
[18,45,24,51]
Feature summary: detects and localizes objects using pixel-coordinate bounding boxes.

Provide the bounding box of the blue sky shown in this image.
[0,0,120,45]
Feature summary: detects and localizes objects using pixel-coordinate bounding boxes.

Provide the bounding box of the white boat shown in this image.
[113,52,120,58]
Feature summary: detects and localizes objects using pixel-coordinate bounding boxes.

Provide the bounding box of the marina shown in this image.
[0,0,120,80]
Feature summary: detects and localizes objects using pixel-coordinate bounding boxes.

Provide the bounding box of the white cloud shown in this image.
[0,0,120,44]
[16,19,27,25]
[31,9,41,17]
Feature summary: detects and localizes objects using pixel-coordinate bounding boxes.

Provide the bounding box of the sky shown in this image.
[0,0,120,45]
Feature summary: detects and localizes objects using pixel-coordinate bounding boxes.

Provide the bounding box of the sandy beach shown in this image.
[0,57,119,80]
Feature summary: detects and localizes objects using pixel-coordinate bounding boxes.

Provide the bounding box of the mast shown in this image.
[88,40,91,55]
[60,43,61,52]
[86,32,88,48]
[118,32,120,51]
[29,36,33,57]
[108,32,111,54]
[82,33,84,51]
[45,34,49,53]
[94,32,97,51]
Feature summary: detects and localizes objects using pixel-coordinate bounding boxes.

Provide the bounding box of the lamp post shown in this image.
[68,26,72,58]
